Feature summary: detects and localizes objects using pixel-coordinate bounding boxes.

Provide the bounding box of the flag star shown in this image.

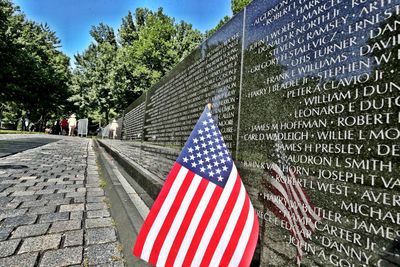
[220,158,226,164]
[210,147,215,153]
[198,129,203,135]
[223,143,227,148]
[191,162,198,168]
[201,143,207,148]
[188,147,194,153]
[200,167,206,172]
[208,140,214,145]
[202,120,208,125]
[212,131,218,136]
[216,144,222,150]
[206,133,212,139]
[183,157,189,163]
[197,152,202,158]
[193,138,199,144]
[217,176,223,182]
[218,151,224,157]
[211,125,216,130]
[195,145,200,150]
[214,161,219,167]
[226,157,231,162]
[205,157,211,162]
[209,171,215,177]
[211,154,217,159]
[203,150,209,155]
[205,127,210,132]
[214,137,219,142]
[198,159,204,165]
[190,155,195,160]
[207,112,212,117]
[222,165,228,171]
[216,168,221,174]
[209,118,214,123]
[200,136,205,141]
[207,164,212,170]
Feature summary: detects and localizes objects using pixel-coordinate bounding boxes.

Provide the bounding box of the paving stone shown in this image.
[18,234,61,254]
[40,246,82,267]
[70,211,83,220]
[40,193,65,200]
[11,190,35,197]
[0,208,28,220]
[86,202,108,210]
[20,199,48,208]
[0,227,13,241]
[11,195,38,203]
[28,205,57,215]
[85,217,113,228]
[87,196,105,203]
[87,191,105,197]
[0,239,20,257]
[59,203,84,212]
[0,252,38,267]
[49,198,71,205]
[65,192,85,198]
[34,189,55,195]
[19,176,37,180]
[86,242,122,265]
[0,196,12,205]
[1,214,37,227]
[49,220,81,233]
[72,197,85,203]
[87,209,110,218]
[0,201,20,210]
[39,212,69,223]
[86,227,117,245]
[64,230,83,247]
[11,223,50,238]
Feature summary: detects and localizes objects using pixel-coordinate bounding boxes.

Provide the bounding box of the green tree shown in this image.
[71,7,203,124]
[231,0,252,15]
[0,0,71,130]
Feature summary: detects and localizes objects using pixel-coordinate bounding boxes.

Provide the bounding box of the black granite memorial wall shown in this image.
[120,0,400,265]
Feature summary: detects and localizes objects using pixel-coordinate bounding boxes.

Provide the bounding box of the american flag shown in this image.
[133,105,259,267]
[263,140,320,265]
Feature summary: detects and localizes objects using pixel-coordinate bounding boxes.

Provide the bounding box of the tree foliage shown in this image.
[71,8,203,124]
[0,0,71,130]
[231,0,252,15]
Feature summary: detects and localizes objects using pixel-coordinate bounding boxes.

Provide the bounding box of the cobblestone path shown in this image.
[0,136,124,266]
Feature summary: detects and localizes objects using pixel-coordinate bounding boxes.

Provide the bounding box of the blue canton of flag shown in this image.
[176,109,233,188]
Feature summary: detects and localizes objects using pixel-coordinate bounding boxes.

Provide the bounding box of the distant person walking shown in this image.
[68,114,77,136]
[110,119,119,139]
[61,117,68,135]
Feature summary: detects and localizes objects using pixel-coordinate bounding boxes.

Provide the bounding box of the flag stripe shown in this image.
[200,176,242,266]
[164,178,209,267]
[149,170,196,265]
[228,205,256,267]
[209,181,247,266]
[141,166,189,261]
[191,166,238,266]
[238,211,259,267]
[176,183,221,267]
[218,195,250,267]
[156,173,203,266]
[133,163,181,257]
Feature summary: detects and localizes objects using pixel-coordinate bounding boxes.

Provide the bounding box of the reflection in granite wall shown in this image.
[120,0,400,266]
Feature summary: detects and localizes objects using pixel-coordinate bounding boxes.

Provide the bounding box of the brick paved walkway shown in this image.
[0,136,124,266]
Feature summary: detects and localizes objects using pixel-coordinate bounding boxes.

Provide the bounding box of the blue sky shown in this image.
[13,0,232,60]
